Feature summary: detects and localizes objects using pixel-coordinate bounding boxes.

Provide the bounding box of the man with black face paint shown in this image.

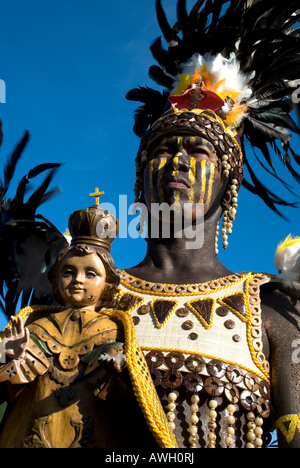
[141,134,222,253]
[129,109,243,285]
[104,0,300,449]
[106,108,299,449]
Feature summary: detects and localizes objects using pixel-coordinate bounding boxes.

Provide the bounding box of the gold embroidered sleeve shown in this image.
[0,338,49,384]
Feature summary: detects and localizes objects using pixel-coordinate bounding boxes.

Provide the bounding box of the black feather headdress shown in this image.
[127,0,300,215]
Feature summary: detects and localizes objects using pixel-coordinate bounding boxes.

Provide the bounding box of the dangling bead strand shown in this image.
[245,411,257,448]
[220,154,231,248]
[221,211,229,249]
[221,154,231,179]
[207,399,218,448]
[188,394,200,448]
[221,177,239,250]
[227,178,238,226]
[225,404,236,448]
[215,224,220,255]
[254,416,264,448]
[166,392,177,432]
[230,179,238,225]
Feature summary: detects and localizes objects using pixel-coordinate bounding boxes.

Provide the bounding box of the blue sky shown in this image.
[0,0,299,328]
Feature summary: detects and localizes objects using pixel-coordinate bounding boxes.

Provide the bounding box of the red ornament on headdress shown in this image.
[168,85,225,112]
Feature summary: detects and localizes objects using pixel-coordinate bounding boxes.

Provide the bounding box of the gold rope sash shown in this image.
[102,308,178,448]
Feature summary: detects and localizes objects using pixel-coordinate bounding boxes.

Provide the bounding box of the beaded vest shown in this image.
[102,270,272,448]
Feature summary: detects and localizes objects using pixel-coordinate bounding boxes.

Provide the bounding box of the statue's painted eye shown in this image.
[62,268,73,277]
[86,270,97,278]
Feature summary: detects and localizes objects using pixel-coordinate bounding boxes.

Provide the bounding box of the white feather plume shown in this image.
[178,52,254,103]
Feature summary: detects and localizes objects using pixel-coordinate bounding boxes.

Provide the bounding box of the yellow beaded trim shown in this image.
[276,413,300,444]
[120,270,253,297]
[244,276,270,379]
[101,308,178,448]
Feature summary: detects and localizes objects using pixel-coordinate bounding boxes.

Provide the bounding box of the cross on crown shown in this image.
[89,187,104,206]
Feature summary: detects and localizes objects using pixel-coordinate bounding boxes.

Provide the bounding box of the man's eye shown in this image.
[154,148,172,157]
[190,147,210,156]
[190,147,218,163]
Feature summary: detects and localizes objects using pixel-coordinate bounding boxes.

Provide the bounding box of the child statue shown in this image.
[0,198,131,448]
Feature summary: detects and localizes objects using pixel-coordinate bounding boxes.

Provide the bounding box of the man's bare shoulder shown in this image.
[260,281,300,337]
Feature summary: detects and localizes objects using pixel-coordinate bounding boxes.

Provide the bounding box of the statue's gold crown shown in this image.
[68,203,119,252]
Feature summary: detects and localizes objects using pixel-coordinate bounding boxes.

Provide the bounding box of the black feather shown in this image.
[0,131,30,202]
[148,65,174,89]
[27,163,60,180]
[155,0,176,44]
[126,87,169,137]
[0,129,66,318]
[176,0,188,26]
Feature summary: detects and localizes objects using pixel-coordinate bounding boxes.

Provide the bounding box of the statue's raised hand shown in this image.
[2,316,30,360]
[98,353,127,374]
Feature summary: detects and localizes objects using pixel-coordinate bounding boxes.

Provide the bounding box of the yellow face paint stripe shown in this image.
[199,159,207,204]
[172,155,181,208]
[189,157,196,203]
[173,156,180,176]
[158,158,167,203]
[174,190,180,211]
[206,163,215,207]
[177,136,184,149]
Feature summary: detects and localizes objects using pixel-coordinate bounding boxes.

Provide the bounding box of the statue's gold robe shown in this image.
[0,307,151,448]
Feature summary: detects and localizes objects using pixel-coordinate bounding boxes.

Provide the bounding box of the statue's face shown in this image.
[58,252,107,309]
[143,135,223,218]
